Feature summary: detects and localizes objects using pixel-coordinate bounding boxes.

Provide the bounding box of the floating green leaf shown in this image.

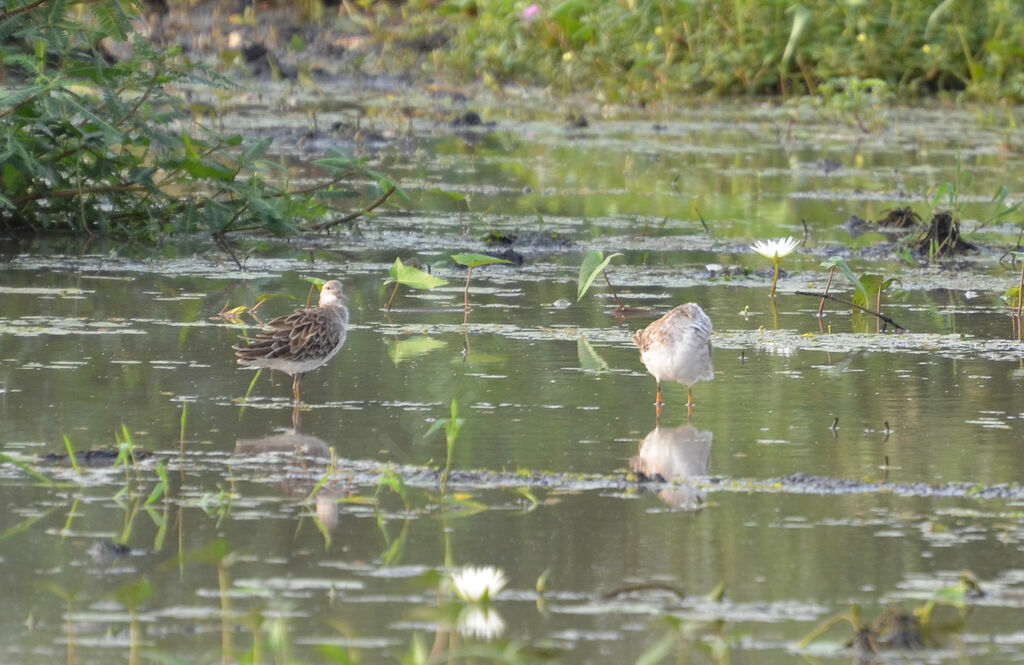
[384,257,447,290]
[577,250,623,301]
[451,253,511,269]
[384,258,447,312]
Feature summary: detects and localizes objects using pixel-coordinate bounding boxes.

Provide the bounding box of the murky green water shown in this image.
[3,96,1024,664]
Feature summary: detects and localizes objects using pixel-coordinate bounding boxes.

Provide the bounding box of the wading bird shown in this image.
[234,280,349,402]
[632,302,713,416]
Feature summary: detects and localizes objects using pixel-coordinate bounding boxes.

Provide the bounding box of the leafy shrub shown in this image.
[0,0,382,237]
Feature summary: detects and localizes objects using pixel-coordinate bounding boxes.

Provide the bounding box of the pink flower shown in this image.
[521,4,540,21]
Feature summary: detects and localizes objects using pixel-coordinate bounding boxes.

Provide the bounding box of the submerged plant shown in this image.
[383,258,448,313]
[577,250,625,310]
[751,237,799,296]
[427,399,464,495]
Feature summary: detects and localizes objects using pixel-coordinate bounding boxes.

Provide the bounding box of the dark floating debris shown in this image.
[876,609,926,650]
[452,110,481,126]
[483,247,524,266]
[451,110,498,129]
[567,113,588,128]
[814,158,844,174]
[482,230,574,252]
[255,455,1024,502]
[876,206,921,228]
[88,540,132,565]
[40,448,154,466]
[842,214,873,237]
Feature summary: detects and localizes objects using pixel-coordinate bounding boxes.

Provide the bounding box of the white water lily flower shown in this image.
[751,236,800,260]
[751,236,800,296]
[457,605,506,640]
[450,565,508,603]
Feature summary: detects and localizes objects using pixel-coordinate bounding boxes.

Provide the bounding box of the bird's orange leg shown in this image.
[292,373,303,403]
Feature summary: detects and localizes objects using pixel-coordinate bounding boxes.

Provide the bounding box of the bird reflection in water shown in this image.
[631,422,712,510]
[234,405,344,529]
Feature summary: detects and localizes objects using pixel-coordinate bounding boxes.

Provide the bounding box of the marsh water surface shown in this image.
[3,93,1024,664]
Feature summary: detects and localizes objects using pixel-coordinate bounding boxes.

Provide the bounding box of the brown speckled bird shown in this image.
[234,280,348,401]
[632,302,713,415]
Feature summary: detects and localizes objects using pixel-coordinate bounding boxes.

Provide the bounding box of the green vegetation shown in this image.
[383,257,448,312]
[799,573,982,654]
[0,0,387,236]
[424,0,1024,103]
[427,399,464,495]
[577,249,625,309]
[451,252,512,314]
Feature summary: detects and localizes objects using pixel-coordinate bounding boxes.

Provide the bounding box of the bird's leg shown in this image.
[292,373,303,403]
[655,380,663,419]
[655,381,663,406]
[687,386,694,408]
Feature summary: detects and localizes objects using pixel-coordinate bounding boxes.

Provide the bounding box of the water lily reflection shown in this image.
[457,604,506,640]
[450,565,507,603]
[631,423,712,509]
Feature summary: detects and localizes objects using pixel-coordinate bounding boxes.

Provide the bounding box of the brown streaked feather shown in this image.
[232,279,349,377]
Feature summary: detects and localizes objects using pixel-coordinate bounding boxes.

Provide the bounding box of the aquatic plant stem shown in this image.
[1017,261,1023,327]
[602,270,626,310]
[179,402,187,459]
[63,435,81,474]
[463,267,474,312]
[385,282,401,312]
[795,291,908,332]
[818,267,835,332]
[770,260,781,296]
[819,267,835,317]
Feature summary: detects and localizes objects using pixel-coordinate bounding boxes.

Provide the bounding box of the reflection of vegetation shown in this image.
[636,585,737,665]
[576,337,610,372]
[389,335,448,365]
[0,0,391,236]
